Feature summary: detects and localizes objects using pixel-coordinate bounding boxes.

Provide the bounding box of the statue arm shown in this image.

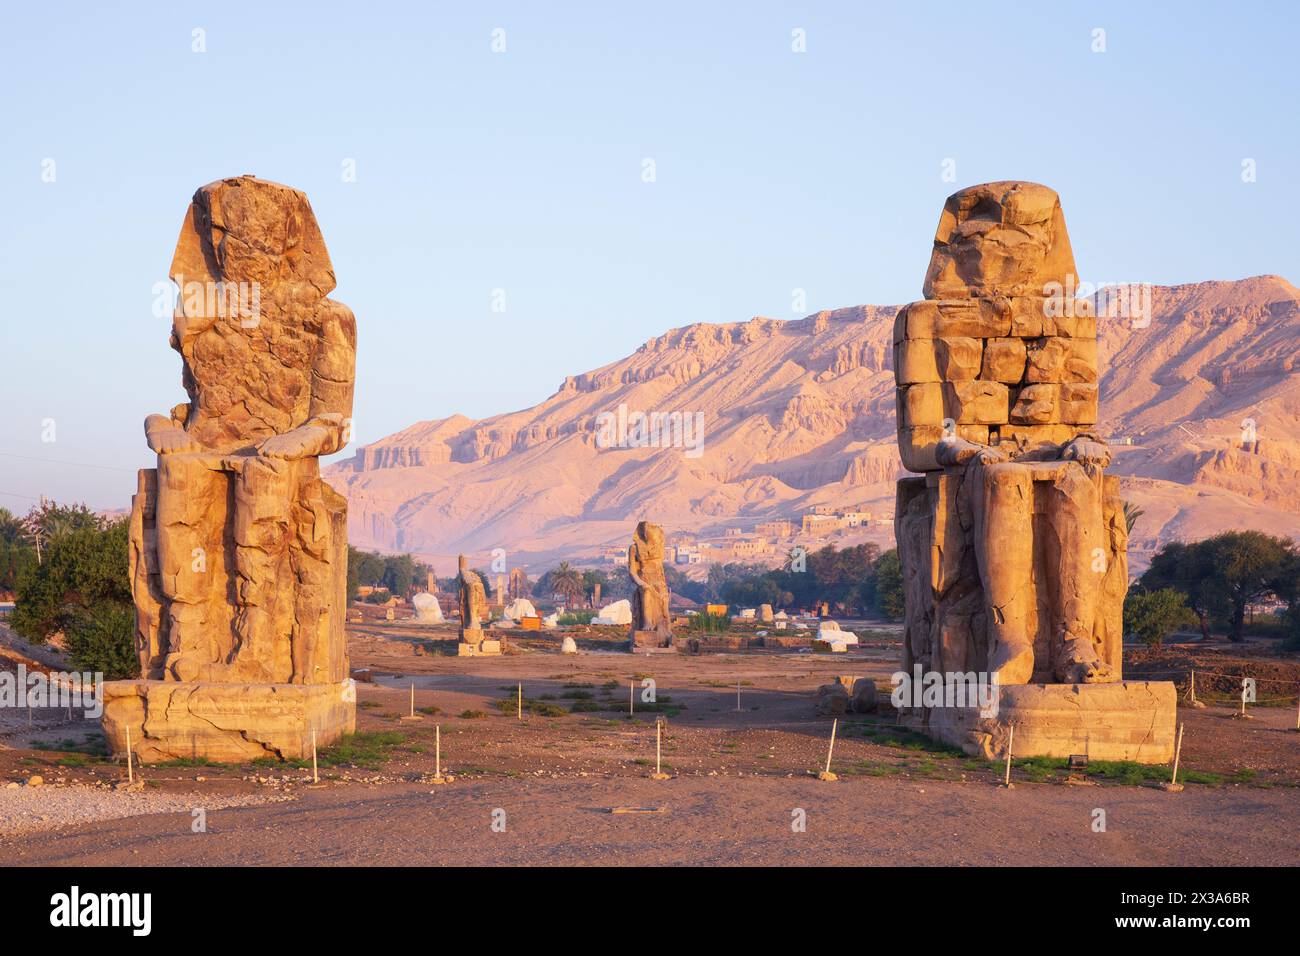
[144,403,198,454]
[935,435,1011,467]
[258,299,357,460]
[1061,431,1111,470]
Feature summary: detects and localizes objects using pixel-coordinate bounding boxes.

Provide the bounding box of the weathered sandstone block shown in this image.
[1011,383,1063,424]
[936,337,983,381]
[1059,382,1099,424]
[943,380,1009,425]
[979,337,1027,383]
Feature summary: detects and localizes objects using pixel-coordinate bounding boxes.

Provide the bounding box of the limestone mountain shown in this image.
[328,276,1300,574]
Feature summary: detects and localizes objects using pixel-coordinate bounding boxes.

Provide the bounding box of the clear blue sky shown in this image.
[1,0,1296,511]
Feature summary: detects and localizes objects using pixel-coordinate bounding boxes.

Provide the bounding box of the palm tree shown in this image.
[551,562,585,607]
[1122,501,1145,536]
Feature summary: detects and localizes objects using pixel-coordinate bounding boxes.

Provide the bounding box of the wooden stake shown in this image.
[435,724,441,778]
[125,724,134,784]
[1188,670,1196,704]
[410,683,416,718]
[1170,723,1184,786]
[1003,724,1014,787]
[1294,688,1299,731]
[816,718,839,780]
[312,729,319,784]
[629,681,634,716]
[736,678,741,712]
[648,719,670,779]
[517,682,523,720]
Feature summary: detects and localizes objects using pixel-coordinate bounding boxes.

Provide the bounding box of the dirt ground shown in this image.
[2,621,1298,866]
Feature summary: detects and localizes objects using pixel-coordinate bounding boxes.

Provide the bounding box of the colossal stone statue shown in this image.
[101,176,357,762]
[628,521,673,650]
[457,554,498,656]
[893,181,1175,761]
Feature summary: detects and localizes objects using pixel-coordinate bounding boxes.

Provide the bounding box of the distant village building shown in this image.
[603,546,628,565]
[755,519,794,537]
[727,536,774,559]
[801,513,845,535]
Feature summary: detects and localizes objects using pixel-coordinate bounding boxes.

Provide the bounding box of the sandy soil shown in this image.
[2,621,1297,866]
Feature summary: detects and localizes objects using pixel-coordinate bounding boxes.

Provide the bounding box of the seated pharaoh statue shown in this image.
[101,176,357,762]
[892,181,1174,761]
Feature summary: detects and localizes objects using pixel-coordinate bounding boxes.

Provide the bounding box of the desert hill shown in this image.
[328,277,1300,575]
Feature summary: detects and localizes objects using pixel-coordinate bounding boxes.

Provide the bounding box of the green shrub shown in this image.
[688,611,729,634]
[64,602,137,679]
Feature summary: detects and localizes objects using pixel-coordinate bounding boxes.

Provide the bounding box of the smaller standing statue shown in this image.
[628,521,674,650]
[457,555,498,656]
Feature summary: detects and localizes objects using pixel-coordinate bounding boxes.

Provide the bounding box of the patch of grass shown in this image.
[416,705,441,716]
[561,690,593,700]
[492,697,568,718]
[358,701,382,709]
[459,710,487,719]
[319,731,406,769]
[147,756,219,769]
[56,753,99,767]
[688,611,729,634]
[842,760,903,777]
[557,611,595,625]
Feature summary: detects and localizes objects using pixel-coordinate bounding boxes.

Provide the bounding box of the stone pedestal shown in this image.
[905,681,1177,762]
[457,628,501,656]
[102,679,356,763]
[629,629,676,652]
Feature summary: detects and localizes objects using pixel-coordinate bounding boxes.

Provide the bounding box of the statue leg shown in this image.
[973,462,1037,684]
[1047,464,1113,683]
[229,455,296,683]
[155,455,224,682]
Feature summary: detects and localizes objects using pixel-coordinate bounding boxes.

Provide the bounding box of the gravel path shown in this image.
[0,783,288,837]
[7,774,1298,866]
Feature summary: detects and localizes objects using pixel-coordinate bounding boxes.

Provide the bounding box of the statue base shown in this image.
[457,630,502,656]
[628,629,676,652]
[902,681,1177,763]
[101,679,356,764]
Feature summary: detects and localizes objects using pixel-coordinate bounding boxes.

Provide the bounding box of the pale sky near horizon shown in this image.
[1,0,1297,512]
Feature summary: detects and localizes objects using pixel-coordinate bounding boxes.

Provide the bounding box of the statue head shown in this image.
[170,175,335,292]
[923,181,1076,300]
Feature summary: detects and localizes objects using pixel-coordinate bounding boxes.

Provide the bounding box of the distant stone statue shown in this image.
[893,181,1174,761]
[628,521,673,650]
[508,566,529,600]
[101,176,357,762]
[457,554,498,656]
